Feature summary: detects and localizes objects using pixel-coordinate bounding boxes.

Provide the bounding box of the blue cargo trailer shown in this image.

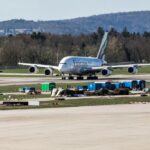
[105,82,112,89]
[121,80,138,89]
[110,83,122,90]
[88,83,103,91]
[18,88,26,92]
[115,83,122,89]
[88,82,111,91]
[77,85,88,91]
[87,80,146,91]
[18,87,35,93]
[94,82,111,89]
[110,84,116,90]
[136,80,146,90]
[24,87,35,93]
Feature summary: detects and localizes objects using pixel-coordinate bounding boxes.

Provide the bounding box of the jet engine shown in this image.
[44,68,53,76]
[128,66,138,74]
[101,69,112,76]
[29,66,38,73]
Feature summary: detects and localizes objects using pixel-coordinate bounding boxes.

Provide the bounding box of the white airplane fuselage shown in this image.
[58,56,104,75]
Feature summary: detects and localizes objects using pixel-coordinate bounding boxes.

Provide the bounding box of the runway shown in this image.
[0,74,150,86]
[0,104,150,150]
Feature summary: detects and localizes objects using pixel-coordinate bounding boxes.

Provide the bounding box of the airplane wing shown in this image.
[92,63,150,70]
[18,62,59,70]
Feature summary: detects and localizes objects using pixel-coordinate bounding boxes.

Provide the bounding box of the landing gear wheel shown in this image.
[87,76,98,80]
[77,76,84,80]
[68,76,74,80]
[93,76,98,80]
[87,76,91,80]
[62,76,66,80]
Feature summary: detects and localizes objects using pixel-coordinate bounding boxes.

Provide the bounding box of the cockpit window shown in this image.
[60,63,66,64]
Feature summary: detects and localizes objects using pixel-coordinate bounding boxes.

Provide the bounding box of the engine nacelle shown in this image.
[101,69,112,76]
[29,66,38,73]
[128,66,138,74]
[44,68,53,76]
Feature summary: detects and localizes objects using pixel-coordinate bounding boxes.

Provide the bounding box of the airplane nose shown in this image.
[58,64,64,72]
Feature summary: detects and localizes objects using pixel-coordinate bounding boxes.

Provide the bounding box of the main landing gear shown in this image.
[87,76,98,80]
[68,76,74,80]
[61,74,98,80]
[86,74,98,80]
[68,75,84,80]
[62,76,66,80]
[61,75,84,80]
[77,76,84,80]
[61,74,75,80]
[61,73,66,80]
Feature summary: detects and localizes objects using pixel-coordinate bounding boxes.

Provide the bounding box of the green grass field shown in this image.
[0,84,40,93]
[0,94,51,101]
[0,96,150,110]
[45,96,150,108]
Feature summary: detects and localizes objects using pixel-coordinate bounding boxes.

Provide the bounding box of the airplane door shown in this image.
[72,58,87,74]
[72,59,80,74]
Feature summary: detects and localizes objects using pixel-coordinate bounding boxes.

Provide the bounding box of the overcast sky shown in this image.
[0,0,150,21]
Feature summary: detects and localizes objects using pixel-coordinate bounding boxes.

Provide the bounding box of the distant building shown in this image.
[0,28,43,36]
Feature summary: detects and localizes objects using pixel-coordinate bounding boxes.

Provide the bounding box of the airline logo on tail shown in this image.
[97,32,108,60]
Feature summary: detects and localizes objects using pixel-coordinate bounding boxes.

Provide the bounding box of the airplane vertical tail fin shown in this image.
[97,32,108,60]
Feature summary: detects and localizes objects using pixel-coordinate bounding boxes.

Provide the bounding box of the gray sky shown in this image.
[0,0,150,21]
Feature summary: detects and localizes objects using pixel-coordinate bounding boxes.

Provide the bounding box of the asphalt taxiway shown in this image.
[0,74,150,86]
[0,104,150,150]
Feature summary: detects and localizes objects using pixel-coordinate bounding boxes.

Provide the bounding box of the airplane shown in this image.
[18,32,150,80]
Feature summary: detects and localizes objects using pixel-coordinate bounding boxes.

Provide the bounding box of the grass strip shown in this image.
[0,96,150,110]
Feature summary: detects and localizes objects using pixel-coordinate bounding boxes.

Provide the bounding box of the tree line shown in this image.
[0,27,150,66]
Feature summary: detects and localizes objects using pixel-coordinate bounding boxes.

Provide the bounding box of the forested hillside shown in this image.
[0,27,150,66]
[0,11,150,35]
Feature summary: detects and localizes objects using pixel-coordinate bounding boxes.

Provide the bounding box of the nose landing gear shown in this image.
[62,76,66,80]
[61,73,98,80]
[61,73,66,80]
[68,76,74,80]
[87,74,98,80]
[77,76,84,80]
